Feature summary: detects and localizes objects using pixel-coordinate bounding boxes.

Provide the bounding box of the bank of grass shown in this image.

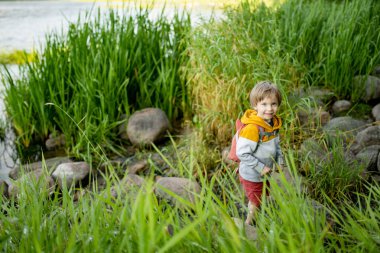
[188,0,380,146]
[2,7,191,157]
[1,151,379,252]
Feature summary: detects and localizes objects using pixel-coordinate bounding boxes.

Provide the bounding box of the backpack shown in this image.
[228,118,278,163]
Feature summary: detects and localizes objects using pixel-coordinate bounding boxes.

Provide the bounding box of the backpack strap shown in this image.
[256,126,278,142]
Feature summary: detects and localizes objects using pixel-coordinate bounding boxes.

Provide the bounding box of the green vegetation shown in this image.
[1,0,380,252]
[189,0,380,145]
[0,50,36,65]
[2,8,191,157]
[1,154,379,252]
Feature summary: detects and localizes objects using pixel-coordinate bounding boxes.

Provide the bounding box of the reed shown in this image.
[2,6,191,157]
[2,149,379,252]
[188,0,380,146]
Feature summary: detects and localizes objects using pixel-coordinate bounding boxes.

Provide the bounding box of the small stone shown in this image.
[154,177,201,205]
[332,100,352,114]
[52,162,90,188]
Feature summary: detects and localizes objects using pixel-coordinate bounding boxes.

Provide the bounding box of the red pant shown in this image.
[239,176,270,207]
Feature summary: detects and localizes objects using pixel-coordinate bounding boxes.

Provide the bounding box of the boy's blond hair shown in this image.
[249,81,282,107]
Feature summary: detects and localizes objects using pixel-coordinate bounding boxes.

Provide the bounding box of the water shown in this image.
[0,0,222,52]
[0,1,222,179]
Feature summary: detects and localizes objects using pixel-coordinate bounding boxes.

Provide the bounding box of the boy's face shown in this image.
[254,95,279,122]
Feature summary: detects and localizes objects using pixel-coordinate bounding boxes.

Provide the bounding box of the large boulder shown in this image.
[355,145,380,172]
[353,75,380,101]
[323,117,366,134]
[127,108,170,146]
[323,117,367,145]
[350,126,380,154]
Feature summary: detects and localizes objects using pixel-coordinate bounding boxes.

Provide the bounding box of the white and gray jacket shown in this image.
[236,110,283,182]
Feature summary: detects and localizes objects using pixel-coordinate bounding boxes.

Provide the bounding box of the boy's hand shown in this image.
[261,166,272,176]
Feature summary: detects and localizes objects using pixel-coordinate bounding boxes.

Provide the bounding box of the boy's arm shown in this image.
[236,126,266,174]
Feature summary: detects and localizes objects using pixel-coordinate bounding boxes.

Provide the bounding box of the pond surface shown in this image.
[0,1,222,180]
[0,0,222,52]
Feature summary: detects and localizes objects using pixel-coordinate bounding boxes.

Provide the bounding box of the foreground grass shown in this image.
[1,152,379,252]
[1,1,380,251]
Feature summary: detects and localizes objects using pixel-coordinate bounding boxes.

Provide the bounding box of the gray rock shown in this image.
[232,217,257,240]
[323,117,366,134]
[373,65,380,78]
[323,117,366,145]
[45,133,65,150]
[52,162,90,188]
[356,145,380,172]
[299,139,326,164]
[99,158,127,172]
[8,169,55,199]
[332,100,352,114]
[127,108,170,146]
[297,108,330,126]
[306,87,336,105]
[372,104,380,121]
[319,111,331,126]
[154,177,201,205]
[9,157,72,180]
[372,174,380,184]
[108,174,145,199]
[353,75,380,101]
[126,160,148,174]
[350,126,380,154]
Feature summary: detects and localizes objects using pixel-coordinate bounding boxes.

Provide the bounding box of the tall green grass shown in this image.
[1,149,379,252]
[2,7,191,158]
[188,0,380,146]
[275,0,380,100]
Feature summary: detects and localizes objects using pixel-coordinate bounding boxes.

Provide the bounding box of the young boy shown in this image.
[236,81,283,225]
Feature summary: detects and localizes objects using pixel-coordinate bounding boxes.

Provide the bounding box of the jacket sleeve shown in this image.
[236,126,265,174]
